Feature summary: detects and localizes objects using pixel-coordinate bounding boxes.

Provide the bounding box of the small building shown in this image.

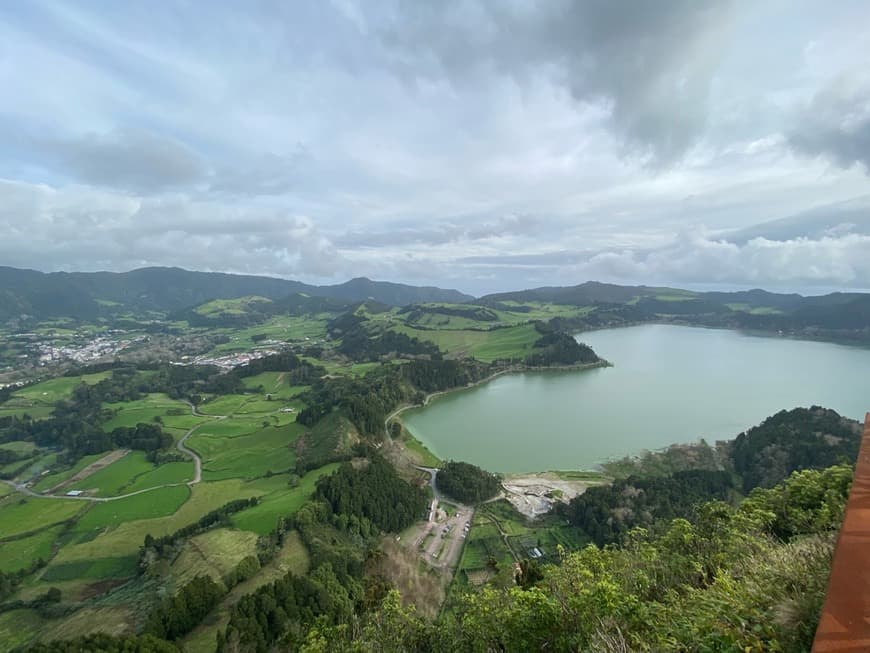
[65,490,83,497]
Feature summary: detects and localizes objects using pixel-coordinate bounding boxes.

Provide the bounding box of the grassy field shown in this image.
[40,606,136,644]
[231,463,340,535]
[53,479,264,562]
[170,528,259,587]
[64,452,192,497]
[0,609,45,652]
[102,393,192,431]
[210,315,331,354]
[9,372,111,406]
[190,422,302,481]
[0,405,54,420]
[68,452,153,496]
[0,440,37,454]
[194,296,272,317]
[401,432,441,467]
[40,555,137,582]
[0,495,85,538]
[392,323,540,361]
[0,525,61,572]
[70,485,191,537]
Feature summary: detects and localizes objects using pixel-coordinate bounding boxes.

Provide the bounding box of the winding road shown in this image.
[1,403,210,502]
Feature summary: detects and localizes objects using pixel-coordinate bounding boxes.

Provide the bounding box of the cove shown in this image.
[401,325,870,473]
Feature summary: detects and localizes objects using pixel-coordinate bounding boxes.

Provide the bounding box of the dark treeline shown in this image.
[315,454,428,533]
[558,470,736,546]
[338,327,441,361]
[437,460,502,505]
[23,633,180,653]
[524,321,601,366]
[561,407,862,546]
[138,498,259,573]
[144,575,224,640]
[399,358,490,393]
[297,358,493,438]
[731,406,861,491]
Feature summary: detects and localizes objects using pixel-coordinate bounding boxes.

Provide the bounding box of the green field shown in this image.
[40,555,137,582]
[402,433,441,467]
[190,422,302,481]
[209,315,331,354]
[0,440,38,454]
[0,525,61,572]
[393,322,540,361]
[170,527,259,587]
[9,372,111,406]
[102,393,192,431]
[53,479,265,562]
[231,464,340,535]
[0,609,46,652]
[194,296,273,317]
[66,452,191,497]
[71,485,190,536]
[0,495,85,539]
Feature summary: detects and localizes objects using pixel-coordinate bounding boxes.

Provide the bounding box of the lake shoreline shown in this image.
[395,324,870,474]
[387,359,611,432]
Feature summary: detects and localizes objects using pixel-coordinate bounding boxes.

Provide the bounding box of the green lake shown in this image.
[402,325,870,473]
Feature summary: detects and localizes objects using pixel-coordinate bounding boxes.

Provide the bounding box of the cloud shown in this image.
[788,75,870,172]
[0,179,344,280]
[377,0,735,162]
[335,214,542,248]
[44,129,207,192]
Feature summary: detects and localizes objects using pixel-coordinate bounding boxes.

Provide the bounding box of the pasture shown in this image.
[10,372,110,406]
[102,393,192,431]
[231,463,340,535]
[67,452,190,497]
[71,485,190,536]
[0,496,84,539]
[170,528,259,587]
[53,479,264,562]
[190,422,303,481]
[393,322,540,361]
[0,525,60,572]
[0,609,45,652]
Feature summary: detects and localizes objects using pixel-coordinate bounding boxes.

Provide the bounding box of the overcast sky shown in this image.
[1,0,869,295]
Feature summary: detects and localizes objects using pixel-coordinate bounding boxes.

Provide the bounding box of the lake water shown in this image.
[401,325,870,473]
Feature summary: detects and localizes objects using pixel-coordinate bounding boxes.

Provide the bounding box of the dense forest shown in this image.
[437,460,502,505]
[730,406,861,491]
[560,407,862,546]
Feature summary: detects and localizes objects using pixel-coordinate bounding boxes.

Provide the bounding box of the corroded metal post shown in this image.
[813,412,870,652]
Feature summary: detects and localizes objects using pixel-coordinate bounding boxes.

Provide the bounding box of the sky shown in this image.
[1,0,869,296]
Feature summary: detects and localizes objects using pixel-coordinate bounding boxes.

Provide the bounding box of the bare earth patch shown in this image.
[502,473,605,519]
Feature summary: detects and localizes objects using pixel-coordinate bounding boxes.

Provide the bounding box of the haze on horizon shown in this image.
[1,0,869,296]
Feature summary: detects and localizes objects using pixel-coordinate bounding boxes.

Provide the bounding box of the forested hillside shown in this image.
[0,266,471,321]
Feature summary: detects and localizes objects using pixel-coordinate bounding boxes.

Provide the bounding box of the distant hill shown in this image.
[0,266,473,322]
[479,280,870,340]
